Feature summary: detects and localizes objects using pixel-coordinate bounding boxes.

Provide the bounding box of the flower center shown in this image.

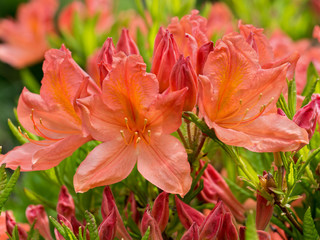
[119,117,151,146]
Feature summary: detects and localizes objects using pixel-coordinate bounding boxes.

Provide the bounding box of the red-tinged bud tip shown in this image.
[57,185,75,221]
[277,108,286,116]
[98,38,116,84]
[175,196,205,229]
[181,222,199,240]
[116,29,139,56]
[99,208,117,240]
[256,193,273,230]
[141,206,163,239]
[293,94,320,140]
[26,205,52,240]
[169,55,198,111]
[151,192,169,232]
[239,227,271,240]
[151,29,180,93]
[6,212,28,240]
[196,41,214,75]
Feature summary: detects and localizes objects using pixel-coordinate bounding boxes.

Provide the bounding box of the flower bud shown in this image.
[293,94,320,140]
[141,206,163,240]
[175,196,205,229]
[181,222,199,240]
[125,192,140,225]
[200,161,245,222]
[151,192,169,232]
[239,226,271,240]
[170,55,198,111]
[6,211,28,240]
[259,172,277,195]
[151,28,180,92]
[54,214,73,240]
[26,205,52,240]
[116,29,139,56]
[196,41,213,75]
[101,186,132,240]
[256,193,273,230]
[98,38,116,85]
[57,186,75,221]
[99,208,117,240]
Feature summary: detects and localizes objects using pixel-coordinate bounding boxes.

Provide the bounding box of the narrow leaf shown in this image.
[84,210,99,240]
[303,208,319,240]
[0,167,20,210]
[245,211,259,240]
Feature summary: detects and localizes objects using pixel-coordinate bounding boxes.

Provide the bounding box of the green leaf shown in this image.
[49,216,67,239]
[84,210,99,240]
[24,188,56,210]
[276,93,292,119]
[297,147,320,179]
[27,220,37,240]
[287,79,297,117]
[287,162,295,191]
[302,63,320,105]
[63,223,78,240]
[7,119,28,144]
[245,211,259,240]
[20,68,40,94]
[0,166,20,211]
[303,208,319,240]
[141,226,150,240]
[0,165,7,196]
[11,225,20,240]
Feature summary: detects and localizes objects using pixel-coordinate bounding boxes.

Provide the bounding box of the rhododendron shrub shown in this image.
[0,1,320,240]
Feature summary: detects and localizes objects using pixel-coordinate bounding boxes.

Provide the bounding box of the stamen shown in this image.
[18,127,50,146]
[120,130,129,145]
[136,137,141,144]
[124,117,132,132]
[147,130,151,137]
[39,118,78,134]
[142,118,148,133]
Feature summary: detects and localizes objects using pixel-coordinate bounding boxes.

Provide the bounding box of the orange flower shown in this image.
[198,33,308,152]
[75,54,192,195]
[1,46,96,171]
[0,0,57,68]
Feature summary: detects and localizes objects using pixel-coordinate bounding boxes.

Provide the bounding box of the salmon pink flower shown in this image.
[0,0,57,68]
[151,192,169,232]
[198,33,308,152]
[57,186,75,221]
[74,54,192,195]
[256,193,273,230]
[1,46,95,171]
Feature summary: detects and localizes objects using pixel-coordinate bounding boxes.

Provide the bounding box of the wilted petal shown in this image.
[175,196,205,229]
[137,134,191,196]
[26,205,52,240]
[151,192,169,232]
[74,139,137,193]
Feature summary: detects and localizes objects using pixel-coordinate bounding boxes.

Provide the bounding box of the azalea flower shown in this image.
[198,33,309,152]
[1,46,96,171]
[74,54,192,195]
[0,0,57,68]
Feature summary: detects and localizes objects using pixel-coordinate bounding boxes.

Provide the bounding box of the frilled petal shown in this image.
[137,134,191,196]
[77,95,125,142]
[147,89,187,135]
[102,54,159,115]
[18,88,81,138]
[40,46,89,122]
[74,139,137,193]
[213,114,309,152]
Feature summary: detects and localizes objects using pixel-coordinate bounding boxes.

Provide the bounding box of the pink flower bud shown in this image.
[26,205,52,240]
[277,108,286,116]
[256,193,273,230]
[57,186,75,221]
[293,94,320,140]
[175,196,205,229]
[169,55,198,111]
[181,222,199,240]
[196,41,213,75]
[5,212,28,240]
[151,192,169,232]
[116,29,139,56]
[54,214,73,240]
[141,207,163,240]
[98,38,116,84]
[151,28,180,92]
[200,161,245,222]
[101,186,132,240]
[99,208,117,240]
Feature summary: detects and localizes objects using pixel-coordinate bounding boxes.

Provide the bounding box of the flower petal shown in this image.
[74,139,137,193]
[213,114,309,152]
[137,134,191,196]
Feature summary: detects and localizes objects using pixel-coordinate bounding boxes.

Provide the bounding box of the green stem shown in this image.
[177,128,189,149]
